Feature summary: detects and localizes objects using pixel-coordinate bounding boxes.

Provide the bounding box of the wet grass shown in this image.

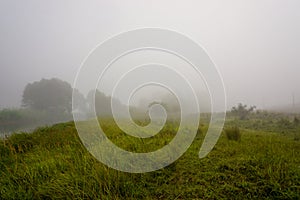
[0,120,299,199]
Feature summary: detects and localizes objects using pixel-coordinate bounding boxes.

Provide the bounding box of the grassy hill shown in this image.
[0,120,299,199]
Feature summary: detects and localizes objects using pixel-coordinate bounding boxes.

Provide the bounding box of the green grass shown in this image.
[0,120,299,199]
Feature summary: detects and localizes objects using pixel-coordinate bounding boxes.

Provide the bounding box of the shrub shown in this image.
[224,126,241,141]
[293,117,299,125]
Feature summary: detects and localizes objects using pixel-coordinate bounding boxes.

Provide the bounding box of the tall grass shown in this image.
[224,126,242,141]
[0,120,299,199]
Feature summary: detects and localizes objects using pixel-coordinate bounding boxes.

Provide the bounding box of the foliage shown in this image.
[0,108,72,133]
[226,111,300,136]
[0,108,22,120]
[22,78,75,114]
[86,89,126,118]
[231,103,256,120]
[0,78,86,133]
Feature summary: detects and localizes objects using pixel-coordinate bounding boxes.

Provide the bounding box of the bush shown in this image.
[293,117,299,125]
[0,108,72,133]
[224,126,241,141]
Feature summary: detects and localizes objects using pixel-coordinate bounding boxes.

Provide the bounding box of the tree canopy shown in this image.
[231,103,256,120]
[22,78,74,114]
[86,90,126,117]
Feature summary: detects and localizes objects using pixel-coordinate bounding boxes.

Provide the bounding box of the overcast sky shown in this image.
[0,0,299,109]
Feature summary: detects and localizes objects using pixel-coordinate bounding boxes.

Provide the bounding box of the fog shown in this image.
[1,0,300,110]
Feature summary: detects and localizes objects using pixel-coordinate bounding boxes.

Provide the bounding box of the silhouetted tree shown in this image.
[87,90,125,117]
[231,103,256,120]
[22,78,73,114]
[72,88,87,112]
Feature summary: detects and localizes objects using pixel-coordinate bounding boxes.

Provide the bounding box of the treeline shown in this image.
[0,78,148,133]
[0,78,116,132]
[2,78,299,135]
[0,108,71,133]
[0,78,77,133]
[227,103,300,139]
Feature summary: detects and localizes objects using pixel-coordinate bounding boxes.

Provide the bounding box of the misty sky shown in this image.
[0,0,299,109]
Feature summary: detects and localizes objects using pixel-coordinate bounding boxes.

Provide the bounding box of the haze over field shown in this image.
[0,0,300,110]
[1,2,300,199]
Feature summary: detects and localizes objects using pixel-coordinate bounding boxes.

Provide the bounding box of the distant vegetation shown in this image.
[230,103,256,120]
[0,107,74,134]
[227,106,300,141]
[0,78,78,134]
[0,78,131,134]
[22,78,74,112]
[0,77,184,134]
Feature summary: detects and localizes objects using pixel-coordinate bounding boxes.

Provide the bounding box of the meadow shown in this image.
[0,114,299,199]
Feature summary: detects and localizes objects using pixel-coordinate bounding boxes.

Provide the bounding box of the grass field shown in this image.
[0,118,299,199]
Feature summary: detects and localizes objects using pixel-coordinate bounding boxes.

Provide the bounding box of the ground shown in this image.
[0,117,299,199]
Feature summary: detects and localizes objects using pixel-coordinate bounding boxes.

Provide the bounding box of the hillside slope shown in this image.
[0,121,299,199]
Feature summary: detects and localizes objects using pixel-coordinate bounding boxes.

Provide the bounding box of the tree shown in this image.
[231,103,256,120]
[86,90,125,117]
[72,88,87,112]
[22,78,73,114]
